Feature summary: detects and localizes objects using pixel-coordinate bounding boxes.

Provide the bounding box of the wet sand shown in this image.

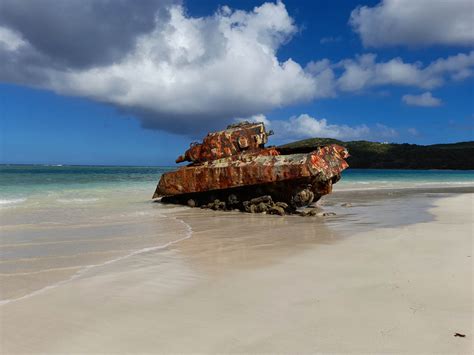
[0,191,473,353]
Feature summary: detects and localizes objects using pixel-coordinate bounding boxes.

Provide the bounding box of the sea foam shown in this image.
[0,213,193,306]
[0,198,27,206]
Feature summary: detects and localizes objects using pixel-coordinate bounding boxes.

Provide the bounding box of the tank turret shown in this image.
[175,121,272,163]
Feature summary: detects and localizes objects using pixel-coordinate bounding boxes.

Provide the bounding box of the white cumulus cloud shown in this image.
[402,92,442,107]
[241,114,397,142]
[350,0,474,47]
[0,1,322,134]
[274,114,371,140]
[335,52,474,91]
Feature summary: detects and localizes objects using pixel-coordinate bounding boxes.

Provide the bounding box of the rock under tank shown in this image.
[153,122,349,214]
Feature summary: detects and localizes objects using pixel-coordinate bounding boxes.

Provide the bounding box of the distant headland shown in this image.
[278,139,474,170]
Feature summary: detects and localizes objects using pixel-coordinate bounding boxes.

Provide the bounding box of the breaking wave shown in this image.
[0,198,27,206]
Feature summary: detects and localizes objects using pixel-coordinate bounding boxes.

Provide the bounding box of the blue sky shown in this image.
[0,0,473,165]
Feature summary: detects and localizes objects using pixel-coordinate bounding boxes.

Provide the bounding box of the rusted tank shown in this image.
[153,122,349,214]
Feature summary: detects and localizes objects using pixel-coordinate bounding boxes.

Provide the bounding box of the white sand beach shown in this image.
[1,193,472,354]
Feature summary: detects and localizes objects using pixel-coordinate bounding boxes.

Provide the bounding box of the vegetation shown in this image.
[278,139,474,170]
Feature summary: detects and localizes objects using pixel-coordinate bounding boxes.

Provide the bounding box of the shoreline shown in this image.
[333,184,474,192]
[1,191,472,353]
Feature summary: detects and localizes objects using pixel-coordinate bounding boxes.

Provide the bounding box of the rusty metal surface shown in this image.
[175,122,270,163]
[154,144,349,198]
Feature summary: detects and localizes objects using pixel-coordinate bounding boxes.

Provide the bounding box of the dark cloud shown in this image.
[0,0,176,69]
[0,44,51,86]
[123,106,259,136]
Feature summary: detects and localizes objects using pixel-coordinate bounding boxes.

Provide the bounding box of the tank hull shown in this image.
[159,176,337,209]
[154,144,348,208]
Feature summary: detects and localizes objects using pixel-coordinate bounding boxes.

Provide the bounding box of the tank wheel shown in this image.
[290,188,315,208]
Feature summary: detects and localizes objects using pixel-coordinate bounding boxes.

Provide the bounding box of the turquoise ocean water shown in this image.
[1,165,473,208]
[1,164,472,304]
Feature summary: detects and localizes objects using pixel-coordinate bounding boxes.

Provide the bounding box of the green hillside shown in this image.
[278,139,474,170]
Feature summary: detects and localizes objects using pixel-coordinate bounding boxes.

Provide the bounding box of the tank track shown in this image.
[159,176,340,215]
